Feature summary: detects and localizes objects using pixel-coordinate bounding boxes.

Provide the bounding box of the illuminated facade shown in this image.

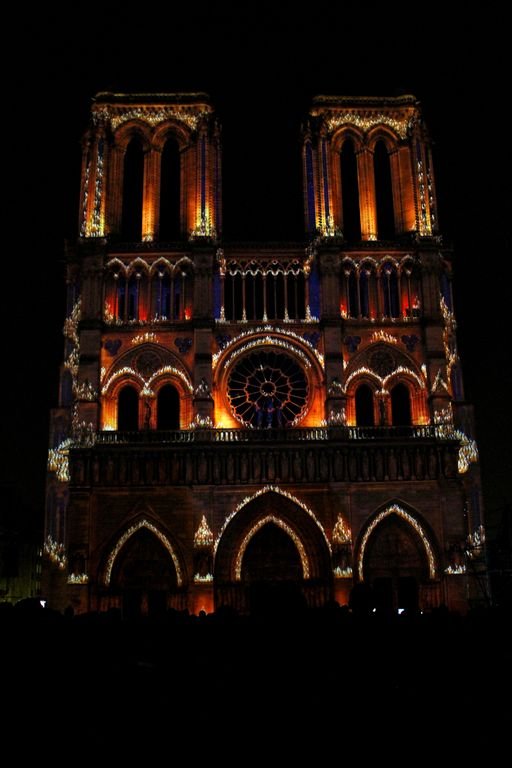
[43,93,486,616]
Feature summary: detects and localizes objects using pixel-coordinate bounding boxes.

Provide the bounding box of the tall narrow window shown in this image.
[152,267,171,319]
[355,384,375,426]
[305,142,316,233]
[121,138,144,241]
[105,268,124,321]
[246,272,256,320]
[391,383,412,426]
[359,269,370,318]
[255,272,264,319]
[266,273,285,319]
[340,138,361,240]
[127,273,141,321]
[157,384,180,429]
[286,271,306,320]
[374,140,395,240]
[382,261,399,318]
[402,260,420,318]
[118,386,139,431]
[159,137,180,240]
[117,276,127,321]
[347,267,358,318]
[225,272,243,321]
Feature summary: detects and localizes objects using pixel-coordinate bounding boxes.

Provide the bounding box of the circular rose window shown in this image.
[227,350,309,427]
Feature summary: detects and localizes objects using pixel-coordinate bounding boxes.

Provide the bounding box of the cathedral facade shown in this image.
[43,92,485,616]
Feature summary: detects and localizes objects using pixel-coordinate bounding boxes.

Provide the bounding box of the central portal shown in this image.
[241,522,306,615]
[214,490,332,615]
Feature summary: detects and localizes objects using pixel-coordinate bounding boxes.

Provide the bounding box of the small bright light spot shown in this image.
[372,608,377,613]
[40,600,47,608]
[398,608,405,615]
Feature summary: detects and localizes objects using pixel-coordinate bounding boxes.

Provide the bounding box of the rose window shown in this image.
[227,350,309,427]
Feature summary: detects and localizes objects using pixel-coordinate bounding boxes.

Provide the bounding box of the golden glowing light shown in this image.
[193,573,214,583]
[370,330,398,345]
[194,515,214,548]
[344,364,426,393]
[332,514,352,545]
[212,325,324,369]
[214,485,331,556]
[48,438,73,482]
[93,103,211,131]
[67,573,89,584]
[234,515,310,580]
[44,535,67,569]
[189,415,214,429]
[333,566,353,578]
[131,332,159,345]
[357,504,436,581]
[445,564,466,575]
[105,519,183,586]
[63,298,81,344]
[323,111,414,139]
[433,410,479,472]
[101,364,193,396]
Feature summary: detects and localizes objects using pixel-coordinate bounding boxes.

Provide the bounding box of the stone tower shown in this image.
[43,92,486,617]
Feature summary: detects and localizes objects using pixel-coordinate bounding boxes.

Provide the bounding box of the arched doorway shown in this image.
[355,384,375,426]
[241,522,306,616]
[117,385,139,431]
[391,383,412,427]
[157,384,180,429]
[214,490,332,615]
[362,513,429,613]
[110,527,178,618]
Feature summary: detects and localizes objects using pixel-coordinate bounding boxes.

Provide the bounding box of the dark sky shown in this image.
[4,5,511,538]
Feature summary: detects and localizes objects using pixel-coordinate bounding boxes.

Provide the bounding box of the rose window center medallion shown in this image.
[227,350,309,428]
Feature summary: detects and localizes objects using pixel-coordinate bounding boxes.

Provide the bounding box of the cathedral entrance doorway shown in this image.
[362,514,429,613]
[214,490,332,615]
[110,527,179,619]
[242,522,307,616]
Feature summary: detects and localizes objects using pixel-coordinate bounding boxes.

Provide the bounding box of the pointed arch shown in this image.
[214,485,330,555]
[152,121,192,152]
[331,126,364,154]
[104,517,184,586]
[156,382,180,429]
[213,487,333,610]
[355,383,375,426]
[339,136,361,240]
[235,515,310,580]
[117,384,139,431]
[390,381,412,426]
[367,126,400,152]
[113,121,152,152]
[121,135,144,240]
[356,502,437,581]
[380,259,400,317]
[373,139,395,239]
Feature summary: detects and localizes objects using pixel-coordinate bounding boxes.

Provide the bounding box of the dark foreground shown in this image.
[2,602,511,760]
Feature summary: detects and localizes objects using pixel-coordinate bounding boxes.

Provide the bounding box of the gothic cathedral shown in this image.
[43,93,485,617]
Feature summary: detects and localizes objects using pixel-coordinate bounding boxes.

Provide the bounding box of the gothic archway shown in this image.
[356,503,438,613]
[214,488,332,615]
[156,383,180,429]
[104,518,186,618]
[117,385,139,431]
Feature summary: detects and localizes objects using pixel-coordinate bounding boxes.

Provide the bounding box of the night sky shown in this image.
[4,6,510,544]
